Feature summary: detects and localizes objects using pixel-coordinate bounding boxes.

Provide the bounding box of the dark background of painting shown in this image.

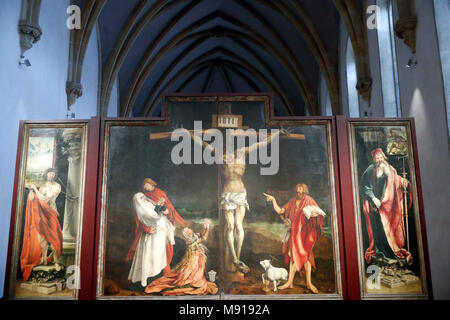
[354,126,421,275]
[103,100,337,295]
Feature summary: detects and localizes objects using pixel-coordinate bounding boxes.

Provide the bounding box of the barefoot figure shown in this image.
[264,183,326,293]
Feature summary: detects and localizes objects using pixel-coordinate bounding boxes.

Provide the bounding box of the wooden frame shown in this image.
[93,94,344,300]
[94,118,177,300]
[337,117,432,300]
[3,109,432,301]
[4,119,100,300]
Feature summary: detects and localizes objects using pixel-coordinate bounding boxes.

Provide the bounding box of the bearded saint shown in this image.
[126,178,184,287]
[360,148,412,265]
[265,183,326,293]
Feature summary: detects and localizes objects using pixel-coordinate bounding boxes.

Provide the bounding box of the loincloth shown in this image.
[220,190,249,211]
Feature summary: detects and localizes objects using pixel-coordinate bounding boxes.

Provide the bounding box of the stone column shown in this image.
[61,129,82,250]
[18,0,42,58]
[66,81,83,112]
[356,78,373,104]
[395,0,417,53]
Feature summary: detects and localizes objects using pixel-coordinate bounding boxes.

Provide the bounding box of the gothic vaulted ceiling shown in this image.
[71,0,353,117]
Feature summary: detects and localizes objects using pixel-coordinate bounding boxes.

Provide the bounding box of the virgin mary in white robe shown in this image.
[128,192,175,286]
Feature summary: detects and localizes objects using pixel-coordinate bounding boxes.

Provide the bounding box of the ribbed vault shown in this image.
[67,0,373,117]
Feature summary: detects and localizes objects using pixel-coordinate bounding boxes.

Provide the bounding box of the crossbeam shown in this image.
[149,129,305,141]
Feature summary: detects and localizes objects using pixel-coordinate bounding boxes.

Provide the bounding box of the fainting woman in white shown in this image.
[127,191,175,287]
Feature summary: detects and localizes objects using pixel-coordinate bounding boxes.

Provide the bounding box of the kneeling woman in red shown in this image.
[145,220,218,296]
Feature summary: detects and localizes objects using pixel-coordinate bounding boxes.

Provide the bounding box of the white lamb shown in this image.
[260,260,288,292]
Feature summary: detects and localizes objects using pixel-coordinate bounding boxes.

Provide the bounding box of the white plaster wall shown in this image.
[393,0,450,299]
[0,0,99,297]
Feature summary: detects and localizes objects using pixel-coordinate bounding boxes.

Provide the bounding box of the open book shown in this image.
[302,205,326,219]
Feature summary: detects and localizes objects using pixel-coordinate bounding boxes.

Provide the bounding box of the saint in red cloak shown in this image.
[282,195,324,272]
[20,192,63,282]
[361,148,412,264]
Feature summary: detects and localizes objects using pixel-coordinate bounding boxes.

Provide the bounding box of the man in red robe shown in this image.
[360,148,411,265]
[126,178,184,279]
[265,183,325,293]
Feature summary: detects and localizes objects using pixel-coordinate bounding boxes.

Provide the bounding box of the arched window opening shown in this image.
[377,0,401,117]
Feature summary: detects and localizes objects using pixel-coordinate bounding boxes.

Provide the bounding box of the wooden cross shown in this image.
[149,129,305,141]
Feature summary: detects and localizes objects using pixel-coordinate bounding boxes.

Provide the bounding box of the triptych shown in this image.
[4,95,432,300]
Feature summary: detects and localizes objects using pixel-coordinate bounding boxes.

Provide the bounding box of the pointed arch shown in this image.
[121,18,310,116]
[139,48,294,117]
[333,0,373,104]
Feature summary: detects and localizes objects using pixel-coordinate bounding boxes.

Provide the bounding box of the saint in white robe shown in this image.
[128,192,175,286]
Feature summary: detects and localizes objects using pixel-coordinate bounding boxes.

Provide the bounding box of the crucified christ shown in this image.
[150,122,304,275]
[189,129,282,274]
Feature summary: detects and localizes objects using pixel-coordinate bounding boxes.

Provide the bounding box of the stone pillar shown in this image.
[18,0,42,58]
[395,0,417,53]
[356,77,373,104]
[61,129,82,250]
[66,81,83,112]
